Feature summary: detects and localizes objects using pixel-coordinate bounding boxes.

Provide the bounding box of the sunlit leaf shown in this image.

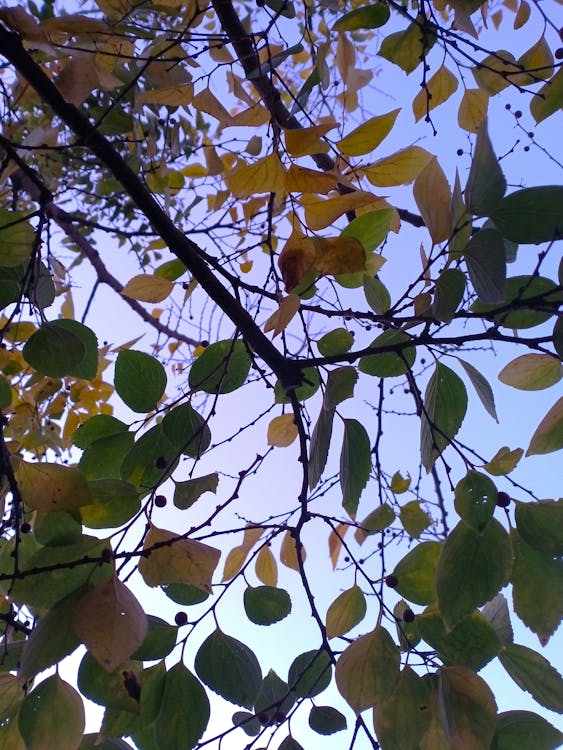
[15,461,92,512]
[121,274,174,303]
[264,294,301,338]
[280,529,306,571]
[400,501,431,538]
[336,110,399,156]
[365,146,433,187]
[499,354,561,391]
[227,155,286,199]
[458,88,489,132]
[530,68,563,124]
[393,541,442,605]
[438,667,497,749]
[412,66,458,122]
[483,446,523,475]
[379,21,435,74]
[355,503,395,543]
[413,157,452,245]
[267,413,298,447]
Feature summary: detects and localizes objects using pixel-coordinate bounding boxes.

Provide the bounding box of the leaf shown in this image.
[400,501,431,538]
[482,593,514,647]
[23,321,86,377]
[323,366,358,410]
[73,415,129,450]
[490,186,563,244]
[432,269,465,323]
[0,374,12,409]
[392,541,442,605]
[254,669,295,724]
[0,210,34,266]
[114,349,166,413]
[336,110,399,156]
[333,4,390,31]
[278,738,305,750]
[438,666,497,749]
[317,328,354,357]
[363,274,391,314]
[412,66,458,122]
[285,165,338,195]
[511,529,562,645]
[492,710,563,750]
[154,663,209,750]
[420,362,468,471]
[314,236,366,277]
[232,710,261,737]
[119,424,178,491]
[288,649,332,698]
[436,519,512,629]
[530,68,563,124]
[71,575,147,672]
[465,118,506,216]
[499,354,561,391]
[513,36,553,86]
[173,473,218,510]
[77,652,142,711]
[121,274,174,303]
[454,470,497,533]
[326,585,367,639]
[458,358,499,422]
[226,155,286,199]
[264,294,301,337]
[138,524,221,592]
[162,402,211,458]
[284,122,336,157]
[280,530,306,571]
[18,675,84,750]
[341,209,393,255]
[309,706,347,735]
[340,418,371,518]
[335,627,400,713]
[188,339,251,394]
[379,21,435,74]
[359,329,416,377]
[390,470,410,493]
[499,644,563,712]
[458,88,489,132]
[355,503,396,543]
[483,446,523,475]
[50,319,99,380]
[195,629,262,708]
[464,229,507,304]
[364,146,433,187]
[526,397,563,456]
[243,586,292,625]
[131,615,178,660]
[80,478,138,528]
[515,498,563,556]
[308,407,334,490]
[471,275,559,329]
[413,157,452,245]
[373,666,431,750]
[275,367,320,404]
[267,414,298,447]
[255,545,278,586]
[15,461,92,512]
[472,50,518,94]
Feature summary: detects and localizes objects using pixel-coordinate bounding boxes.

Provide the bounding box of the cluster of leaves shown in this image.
[0,0,561,748]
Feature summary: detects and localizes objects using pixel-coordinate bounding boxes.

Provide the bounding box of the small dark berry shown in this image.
[505,103,511,110]
[258,712,270,725]
[496,491,511,508]
[20,522,31,534]
[154,495,167,507]
[174,611,188,626]
[527,131,534,138]
[273,711,286,723]
[456,148,463,156]
[555,48,563,60]
[155,456,168,469]
[200,340,209,348]
[514,110,522,118]
[385,574,398,588]
[403,608,415,623]
[524,146,530,152]
[100,547,113,563]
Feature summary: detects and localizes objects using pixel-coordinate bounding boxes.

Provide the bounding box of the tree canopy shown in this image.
[0,0,562,748]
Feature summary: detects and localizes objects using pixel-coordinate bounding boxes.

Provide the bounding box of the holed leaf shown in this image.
[454,470,497,533]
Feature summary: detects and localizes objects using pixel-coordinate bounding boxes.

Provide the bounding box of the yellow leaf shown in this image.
[264,294,301,337]
[222,545,247,582]
[514,0,530,28]
[285,165,339,195]
[138,524,221,592]
[267,414,298,447]
[192,89,233,126]
[255,546,278,586]
[314,236,366,277]
[526,397,563,456]
[326,585,367,639]
[483,446,523,475]
[336,109,400,156]
[245,136,262,156]
[302,192,387,231]
[498,354,562,391]
[278,233,317,291]
[364,146,433,187]
[121,274,174,303]
[15,461,92,512]
[203,144,223,176]
[280,530,306,571]
[228,103,270,127]
[240,260,253,273]
[71,575,147,672]
[472,51,518,95]
[227,155,286,199]
[284,122,336,157]
[413,157,452,244]
[329,523,349,569]
[181,163,207,177]
[412,67,458,122]
[242,524,265,549]
[513,36,554,86]
[390,471,411,493]
[138,84,194,106]
[458,88,489,132]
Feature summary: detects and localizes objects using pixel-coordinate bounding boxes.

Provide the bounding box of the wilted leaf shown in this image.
[483,446,523,475]
[364,146,433,187]
[264,294,301,337]
[400,501,431,538]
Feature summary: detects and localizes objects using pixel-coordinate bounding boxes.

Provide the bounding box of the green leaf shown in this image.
[471,275,559,329]
[79,432,135,480]
[454,470,497,532]
[115,350,167,413]
[333,3,390,30]
[278,738,305,750]
[161,402,211,458]
[52,319,98,379]
[275,366,319,403]
[465,118,506,216]
[78,652,142,711]
[355,503,395,544]
[553,317,563,359]
[162,583,209,606]
[335,626,399,713]
[81,479,140,529]
[515,498,563,555]
[359,329,416,377]
[288,649,332,698]
[308,407,334,490]
[490,186,563,244]
[120,424,179,491]
[394,600,422,651]
[399,501,431,538]
[432,268,465,323]
[341,209,392,251]
[499,354,562,391]
[154,258,186,281]
[0,673,24,723]
[340,418,371,518]
[363,274,391,314]
[173,473,218,510]
[499,644,563,712]
[492,710,563,750]
[189,339,250,394]
[0,374,12,408]
[23,321,86,377]
[420,362,468,471]
[325,585,367,639]
[243,586,292,625]
[464,229,507,303]
[437,667,497,749]
[379,21,436,74]
[323,366,358,410]
[195,629,262,708]
[458,358,499,422]
[482,593,514,647]
[33,510,82,546]
[73,415,129,450]
[418,606,501,670]
[511,529,562,645]
[526,398,563,456]
[0,210,34,267]
[254,669,295,723]
[436,519,513,628]
[154,663,209,750]
[393,541,442,605]
[131,615,178,661]
[317,328,354,356]
[232,710,261,736]
[309,705,347,734]
[373,666,431,750]
[530,68,563,124]
[19,675,85,750]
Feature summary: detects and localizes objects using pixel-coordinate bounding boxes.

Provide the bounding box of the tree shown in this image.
[0,0,561,747]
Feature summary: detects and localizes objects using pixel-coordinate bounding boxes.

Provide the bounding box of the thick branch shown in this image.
[0,28,301,387]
